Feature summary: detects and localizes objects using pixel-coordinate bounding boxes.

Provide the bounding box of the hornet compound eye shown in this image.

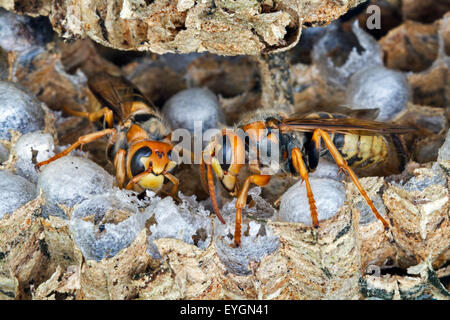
[130,146,152,176]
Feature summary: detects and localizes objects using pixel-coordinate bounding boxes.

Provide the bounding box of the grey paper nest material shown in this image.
[0,0,364,55]
[0,81,46,140]
[1,160,449,300]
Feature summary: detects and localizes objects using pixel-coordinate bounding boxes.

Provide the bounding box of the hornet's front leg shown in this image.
[201,131,243,225]
[163,172,179,199]
[233,174,271,246]
[113,149,126,188]
[201,129,246,240]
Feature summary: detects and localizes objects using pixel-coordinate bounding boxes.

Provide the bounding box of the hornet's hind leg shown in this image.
[62,106,114,128]
[36,128,117,170]
[313,129,389,229]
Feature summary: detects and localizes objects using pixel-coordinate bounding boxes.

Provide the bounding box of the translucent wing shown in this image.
[291,106,380,120]
[280,116,415,136]
[88,73,155,120]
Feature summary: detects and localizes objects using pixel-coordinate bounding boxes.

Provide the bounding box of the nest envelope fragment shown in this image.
[1,0,365,55]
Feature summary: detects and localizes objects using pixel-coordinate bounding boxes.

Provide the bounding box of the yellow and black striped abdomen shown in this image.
[302,112,409,175]
[333,133,388,169]
[330,133,407,176]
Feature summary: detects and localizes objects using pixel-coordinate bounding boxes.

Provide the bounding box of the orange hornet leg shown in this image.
[234,175,271,246]
[163,172,179,198]
[36,128,117,170]
[291,148,319,227]
[315,129,389,229]
[125,170,147,190]
[207,164,226,224]
[199,159,209,195]
[62,106,114,128]
[113,148,127,188]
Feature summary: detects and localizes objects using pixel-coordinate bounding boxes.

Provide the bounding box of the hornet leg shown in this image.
[163,172,179,198]
[113,148,127,188]
[36,128,117,170]
[62,106,114,128]
[314,129,389,229]
[234,174,271,246]
[200,159,209,195]
[291,147,319,227]
[206,164,226,224]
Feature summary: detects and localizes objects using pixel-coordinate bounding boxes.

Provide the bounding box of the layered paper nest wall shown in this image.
[1,163,448,299]
[0,0,365,55]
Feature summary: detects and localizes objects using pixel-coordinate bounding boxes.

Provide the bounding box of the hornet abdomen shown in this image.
[306,112,408,176]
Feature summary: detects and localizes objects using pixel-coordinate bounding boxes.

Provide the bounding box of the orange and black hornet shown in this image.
[36,72,179,195]
[202,109,414,246]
